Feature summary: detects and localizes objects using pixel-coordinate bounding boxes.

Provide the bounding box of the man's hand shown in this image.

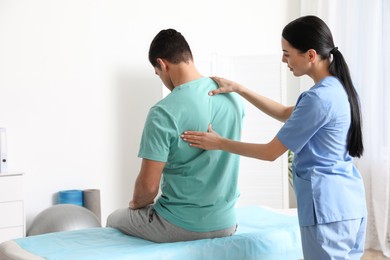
[130,159,164,209]
[129,199,150,209]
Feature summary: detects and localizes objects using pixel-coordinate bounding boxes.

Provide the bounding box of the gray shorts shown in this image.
[106,205,237,243]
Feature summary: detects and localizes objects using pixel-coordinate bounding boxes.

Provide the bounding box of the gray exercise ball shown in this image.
[27,204,101,236]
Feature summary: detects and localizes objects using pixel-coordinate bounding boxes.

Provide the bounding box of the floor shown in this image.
[362,249,390,260]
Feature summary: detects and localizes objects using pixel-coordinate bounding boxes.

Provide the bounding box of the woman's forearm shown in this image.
[235,83,294,122]
[219,136,288,161]
[182,127,288,160]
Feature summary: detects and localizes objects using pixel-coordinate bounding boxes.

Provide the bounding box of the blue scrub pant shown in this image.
[300,217,366,260]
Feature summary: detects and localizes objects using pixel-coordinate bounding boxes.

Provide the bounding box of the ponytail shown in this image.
[329,49,364,157]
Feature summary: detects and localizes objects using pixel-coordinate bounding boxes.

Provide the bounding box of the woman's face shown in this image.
[281,38,310,77]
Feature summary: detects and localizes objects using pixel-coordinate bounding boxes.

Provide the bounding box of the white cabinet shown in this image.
[0,173,25,243]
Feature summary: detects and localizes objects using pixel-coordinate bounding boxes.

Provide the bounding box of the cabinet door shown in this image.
[0,173,25,242]
[0,226,24,243]
[0,175,23,201]
[0,201,24,228]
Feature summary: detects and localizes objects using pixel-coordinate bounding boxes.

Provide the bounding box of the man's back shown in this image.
[138,77,244,232]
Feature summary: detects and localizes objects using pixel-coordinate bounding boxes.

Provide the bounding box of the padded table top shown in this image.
[13,206,303,260]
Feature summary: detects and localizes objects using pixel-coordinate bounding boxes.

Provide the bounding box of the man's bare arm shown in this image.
[130,159,165,209]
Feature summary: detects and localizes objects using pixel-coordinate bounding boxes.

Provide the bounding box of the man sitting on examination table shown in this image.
[106,29,245,242]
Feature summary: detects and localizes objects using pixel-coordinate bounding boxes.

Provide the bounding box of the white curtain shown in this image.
[300,0,390,256]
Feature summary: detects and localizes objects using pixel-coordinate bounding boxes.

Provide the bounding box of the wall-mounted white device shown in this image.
[0,128,8,173]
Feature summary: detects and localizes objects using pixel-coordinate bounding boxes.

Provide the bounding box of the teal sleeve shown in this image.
[138,106,177,162]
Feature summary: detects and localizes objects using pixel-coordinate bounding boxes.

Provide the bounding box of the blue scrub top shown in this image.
[277,76,366,226]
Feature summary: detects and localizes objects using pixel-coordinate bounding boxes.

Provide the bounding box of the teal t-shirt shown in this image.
[138,77,245,232]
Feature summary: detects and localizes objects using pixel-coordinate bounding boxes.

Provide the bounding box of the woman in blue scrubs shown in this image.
[181,15,367,260]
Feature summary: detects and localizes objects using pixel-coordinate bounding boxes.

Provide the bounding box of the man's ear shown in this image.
[307,49,317,63]
[156,58,168,70]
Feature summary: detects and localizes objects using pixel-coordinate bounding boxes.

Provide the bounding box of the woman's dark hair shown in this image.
[282,15,363,157]
[148,29,193,68]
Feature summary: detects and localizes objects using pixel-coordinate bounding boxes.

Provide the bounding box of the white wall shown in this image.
[0,0,299,228]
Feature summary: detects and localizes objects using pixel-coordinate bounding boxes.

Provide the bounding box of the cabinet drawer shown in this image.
[0,226,24,243]
[0,201,24,228]
[0,175,23,201]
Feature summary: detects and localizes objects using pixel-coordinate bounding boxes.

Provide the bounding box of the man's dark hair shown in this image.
[148,29,193,68]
